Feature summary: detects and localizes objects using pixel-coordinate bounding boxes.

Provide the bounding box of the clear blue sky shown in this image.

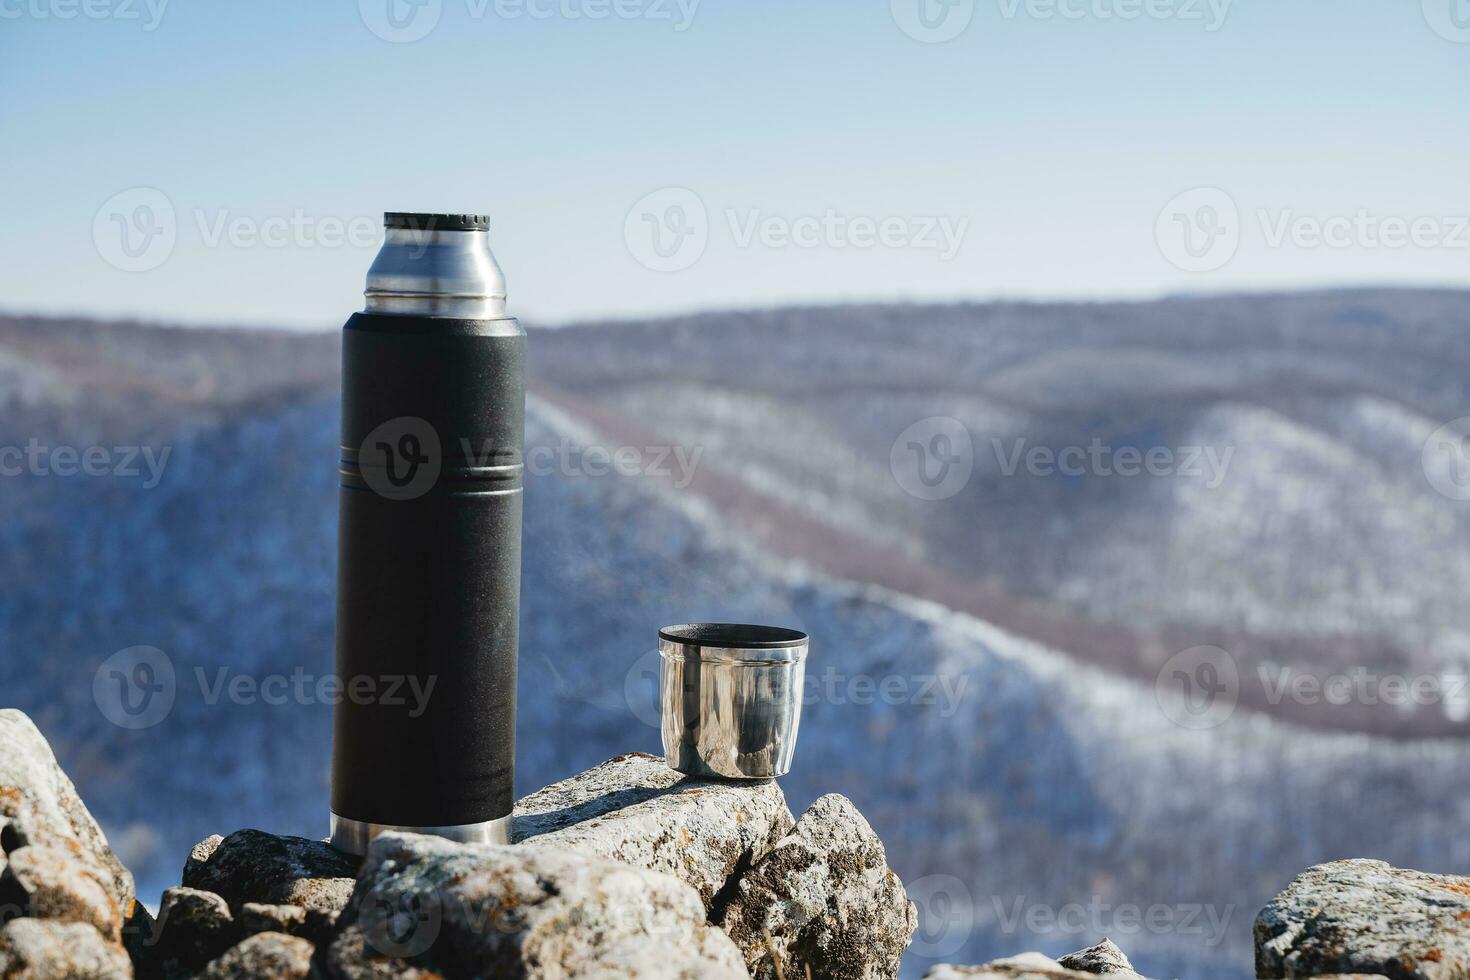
[2,0,1467,328]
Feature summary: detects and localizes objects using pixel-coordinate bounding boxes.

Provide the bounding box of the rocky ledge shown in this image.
[0,709,916,979]
[925,861,1470,980]
[5,706,1469,979]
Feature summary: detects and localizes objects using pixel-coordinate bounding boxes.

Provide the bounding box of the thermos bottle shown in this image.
[330,212,523,854]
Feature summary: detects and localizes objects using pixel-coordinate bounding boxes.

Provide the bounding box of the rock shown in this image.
[140,886,241,978]
[717,794,916,980]
[2,843,122,941]
[321,830,750,979]
[184,836,223,883]
[924,943,1150,980]
[924,953,1094,978]
[197,933,314,980]
[0,917,133,979]
[182,830,356,943]
[122,900,159,966]
[316,925,440,980]
[1057,939,1141,976]
[238,902,307,938]
[0,711,134,933]
[513,751,794,911]
[1255,859,1470,979]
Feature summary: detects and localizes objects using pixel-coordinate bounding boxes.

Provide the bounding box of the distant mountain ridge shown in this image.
[2,290,1468,978]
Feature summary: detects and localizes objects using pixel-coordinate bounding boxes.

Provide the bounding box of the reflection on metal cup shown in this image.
[659,623,808,780]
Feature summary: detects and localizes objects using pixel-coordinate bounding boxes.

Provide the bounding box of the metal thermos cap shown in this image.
[365,212,508,319]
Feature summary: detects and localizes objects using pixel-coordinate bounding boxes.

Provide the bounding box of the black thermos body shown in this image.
[330,212,523,853]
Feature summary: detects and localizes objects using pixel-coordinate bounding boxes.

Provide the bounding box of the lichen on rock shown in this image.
[321,830,749,979]
[1255,858,1470,979]
[0,916,134,979]
[181,830,357,943]
[717,793,917,980]
[0,710,134,939]
[513,751,795,912]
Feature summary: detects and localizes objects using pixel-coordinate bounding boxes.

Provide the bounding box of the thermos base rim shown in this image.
[329,812,512,855]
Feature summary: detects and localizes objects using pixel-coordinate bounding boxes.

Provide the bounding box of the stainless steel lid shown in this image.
[364,212,508,319]
[658,623,808,664]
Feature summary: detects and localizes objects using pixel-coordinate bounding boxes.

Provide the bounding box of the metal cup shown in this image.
[659,623,809,780]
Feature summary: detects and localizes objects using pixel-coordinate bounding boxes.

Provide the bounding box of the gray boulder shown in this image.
[513,751,794,911]
[0,917,134,979]
[926,953,1114,979]
[717,793,916,980]
[0,710,134,939]
[197,933,314,980]
[183,836,223,883]
[237,902,307,938]
[1057,939,1142,976]
[140,886,241,979]
[2,843,122,942]
[926,953,1088,978]
[320,830,750,979]
[1255,859,1470,979]
[923,940,1148,980]
[182,829,357,943]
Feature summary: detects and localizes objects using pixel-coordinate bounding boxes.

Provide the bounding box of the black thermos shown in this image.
[330,212,523,854]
